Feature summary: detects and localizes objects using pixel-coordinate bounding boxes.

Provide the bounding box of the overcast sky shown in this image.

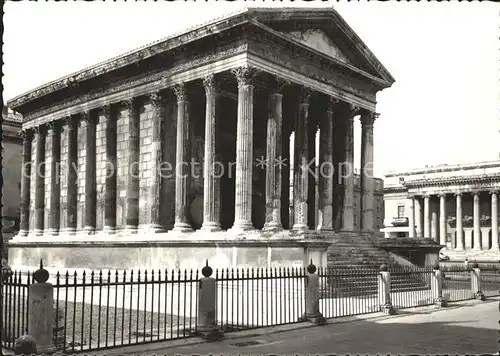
[3,1,499,177]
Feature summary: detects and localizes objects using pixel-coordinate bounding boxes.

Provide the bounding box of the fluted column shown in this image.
[490,191,499,251]
[342,106,355,231]
[103,105,117,233]
[230,67,257,232]
[125,99,140,232]
[360,111,377,231]
[415,196,423,238]
[149,92,165,231]
[472,191,481,250]
[19,130,33,236]
[292,86,311,233]
[423,195,430,238]
[173,83,193,232]
[439,194,447,247]
[201,74,222,232]
[263,79,287,232]
[83,112,97,234]
[431,200,438,242]
[408,197,415,238]
[455,193,464,250]
[48,122,61,234]
[65,116,78,234]
[34,126,46,235]
[317,97,335,231]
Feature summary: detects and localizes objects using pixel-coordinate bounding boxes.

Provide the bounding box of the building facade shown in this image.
[382,161,500,260]
[6,8,394,270]
[1,107,22,256]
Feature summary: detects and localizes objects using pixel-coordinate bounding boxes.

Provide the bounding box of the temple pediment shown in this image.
[281,29,353,66]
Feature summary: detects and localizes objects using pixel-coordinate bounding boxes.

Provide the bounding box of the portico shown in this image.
[6,8,395,271]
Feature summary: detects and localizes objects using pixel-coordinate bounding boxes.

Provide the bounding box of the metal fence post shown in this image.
[301,260,326,325]
[431,262,446,307]
[378,264,396,315]
[197,260,223,341]
[24,259,56,354]
[470,262,486,301]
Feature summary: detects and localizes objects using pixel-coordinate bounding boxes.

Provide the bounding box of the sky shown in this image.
[3,1,499,178]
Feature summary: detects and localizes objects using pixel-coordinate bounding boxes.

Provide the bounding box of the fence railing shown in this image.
[2,264,497,353]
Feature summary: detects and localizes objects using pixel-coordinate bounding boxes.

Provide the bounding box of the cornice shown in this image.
[385,160,500,178]
[403,173,500,188]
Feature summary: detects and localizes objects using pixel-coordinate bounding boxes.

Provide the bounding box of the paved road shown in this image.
[123,298,499,355]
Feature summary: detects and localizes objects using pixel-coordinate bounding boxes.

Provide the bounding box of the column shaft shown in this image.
[202,75,222,231]
[491,191,499,251]
[473,192,481,250]
[439,194,447,246]
[19,130,33,236]
[423,195,430,238]
[292,87,311,232]
[125,99,140,231]
[360,112,377,231]
[34,126,46,235]
[48,123,61,234]
[83,113,97,233]
[173,84,193,232]
[280,130,291,230]
[263,87,284,231]
[103,106,117,232]
[415,197,423,237]
[317,99,335,231]
[149,92,165,231]
[455,194,464,250]
[230,67,256,232]
[408,198,415,238]
[342,109,355,231]
[431,201,438,242]
[65,117,78,233]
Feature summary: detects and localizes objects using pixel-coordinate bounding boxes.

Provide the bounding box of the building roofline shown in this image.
[384,160,500,178]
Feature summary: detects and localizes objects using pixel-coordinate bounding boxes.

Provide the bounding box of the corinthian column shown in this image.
[439,194,447,247]
[263,78,287,232]
[173,83,193,232]
[431,200,438,242]
[83,112,97,234]
[48,122,61,235]
[292,86,311,233]
[317,97,336,231]
[473,191,481,250]
[423,195,430,238]
[103,105,117,233]
[490,190,499,251]
[149,92,165,231]
[201,74,222,232]
[125,99,140,232]
[19,130,33,236]
[455,193,464,250]
[230,66,257,232]
[34,125,46,235]
[408,197,415,238]
[360,111,377,231]
[415,196,423,238]
[342,106,355,231]
[65,116,79,234]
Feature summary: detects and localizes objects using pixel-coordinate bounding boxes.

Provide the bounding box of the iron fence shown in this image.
[2,264,493,353]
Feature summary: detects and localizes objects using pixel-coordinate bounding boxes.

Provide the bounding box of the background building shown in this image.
[382,161,500,260]
[1,106,22,256]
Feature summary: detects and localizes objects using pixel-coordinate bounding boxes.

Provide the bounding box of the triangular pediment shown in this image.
[281,29,353,66]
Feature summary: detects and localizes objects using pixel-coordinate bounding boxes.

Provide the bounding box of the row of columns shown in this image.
[408,192,499,251]
[18,67,378,236]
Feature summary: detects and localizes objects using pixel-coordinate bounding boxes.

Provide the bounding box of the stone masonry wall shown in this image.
[138,102,153,226]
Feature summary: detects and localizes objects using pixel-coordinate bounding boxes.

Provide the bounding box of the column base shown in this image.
[139,224,167,233]
[103,226,116,234]
[83,226,96,235]
[262,222,283,232]
[47,228,60,236]
[196,327,224,341]
[173,222,193,233]
[434,297,447,308]
[229,221,254,232]
[124,226,139,234]
[18,230,29,237]
[380,303,396,315]
[201,222,222,232]
[317,225,334,232]
[490,247,500,252]
[291,224,309,233]
[34,229,44,236]
[36,344,56,355]
[300,312,327,325]
[62,227,77,236]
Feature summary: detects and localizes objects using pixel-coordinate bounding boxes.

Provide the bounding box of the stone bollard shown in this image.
[378,264,396,315]
[197,260,223,341]
[302,260,327,325]
[431,262,446,307]
[27,259,56,354]
[470,262,486,301]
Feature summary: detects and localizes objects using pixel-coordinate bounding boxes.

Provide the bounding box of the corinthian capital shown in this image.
[231,66,258,87]
[360,111,379,126]
[20,129,33,143]
[33,125,47,136]
[272,77,290,95]
[100,104,112,119]
[172,83,187,101]
[326,97,339,113]
[299,86,312,105]
[64,116,79,130]
[149,91,163,110]
[203,74,218,95]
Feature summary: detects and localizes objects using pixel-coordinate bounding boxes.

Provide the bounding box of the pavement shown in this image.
[97,297,500,355]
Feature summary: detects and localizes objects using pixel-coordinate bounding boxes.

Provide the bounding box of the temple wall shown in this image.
[138,102,154,226]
